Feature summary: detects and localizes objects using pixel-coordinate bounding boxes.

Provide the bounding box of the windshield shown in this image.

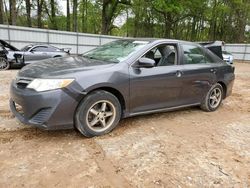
[21,45,32,51]
[82,40,149,63]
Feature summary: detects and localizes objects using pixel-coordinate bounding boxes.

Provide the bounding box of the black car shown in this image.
[10,39,235,137]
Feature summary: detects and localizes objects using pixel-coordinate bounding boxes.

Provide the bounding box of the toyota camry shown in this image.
[10,39,235,137]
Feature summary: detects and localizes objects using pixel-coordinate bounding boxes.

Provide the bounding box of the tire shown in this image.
[75,90,122,137]
[200,83,223,112]
[0,57,10,70]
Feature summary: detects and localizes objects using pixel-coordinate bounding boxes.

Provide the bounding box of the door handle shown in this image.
[176,70,182,77]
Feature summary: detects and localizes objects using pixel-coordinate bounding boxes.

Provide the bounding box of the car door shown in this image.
[45,46,59,58]
[177,43,220,105]
[129,43,185,114]
[24,46,50,63]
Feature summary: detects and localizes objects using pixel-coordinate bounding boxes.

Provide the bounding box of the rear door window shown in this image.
[182,44,206,64]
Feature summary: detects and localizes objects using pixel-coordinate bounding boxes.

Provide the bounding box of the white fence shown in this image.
[1,24,250,61]
[0,24,121,54]
[223,44,250,61]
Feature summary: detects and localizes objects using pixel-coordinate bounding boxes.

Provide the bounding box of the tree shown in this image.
[37,0,44,28]
[80,0,87,32]
[66,0,70,31]
[50,0,57,29]
[25,0,32,27]
[101,0,131,34]
[0,0,4,24]
[73,0,78,32]
[9,0,17,25]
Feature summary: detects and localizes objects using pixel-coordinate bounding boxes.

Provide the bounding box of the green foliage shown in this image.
[3,0,250,42]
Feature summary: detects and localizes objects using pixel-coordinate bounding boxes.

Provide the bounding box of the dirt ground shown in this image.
[0,63,250,187]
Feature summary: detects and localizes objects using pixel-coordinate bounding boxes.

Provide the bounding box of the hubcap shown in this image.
[0,58,8,70]
[86,100,116,132]
[209,88,222,108]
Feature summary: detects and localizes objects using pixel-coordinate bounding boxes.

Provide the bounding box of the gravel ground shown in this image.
[0,63,250,187]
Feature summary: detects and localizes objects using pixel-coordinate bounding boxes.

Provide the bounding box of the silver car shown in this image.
[0,40,70,70]
[222,50,234,65]
[13,44,70,65]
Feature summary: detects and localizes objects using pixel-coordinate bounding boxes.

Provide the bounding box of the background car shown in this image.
[15,44,70,65]
[222,50,234,65]
[0,40,70,70]
[0,39,20,70]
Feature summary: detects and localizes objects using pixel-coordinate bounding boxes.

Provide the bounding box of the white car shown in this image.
[222,51,234,65]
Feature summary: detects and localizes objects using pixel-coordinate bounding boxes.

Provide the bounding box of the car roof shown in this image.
[29,44,59,48]
[122,38,179,42]
[118,38,195,45]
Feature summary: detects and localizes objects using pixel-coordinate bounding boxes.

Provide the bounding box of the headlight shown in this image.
[27,78,74,92]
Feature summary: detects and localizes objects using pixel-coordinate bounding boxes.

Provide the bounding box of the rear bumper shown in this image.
[9,81,81,130]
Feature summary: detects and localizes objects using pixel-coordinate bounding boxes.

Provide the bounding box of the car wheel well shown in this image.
[0,55,7,59]
[90,87,126,111]
[217,81,227,99]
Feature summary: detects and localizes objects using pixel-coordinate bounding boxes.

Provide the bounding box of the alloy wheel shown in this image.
[86,100,116,132]
[0,57,9,70]
[209,88,222,108]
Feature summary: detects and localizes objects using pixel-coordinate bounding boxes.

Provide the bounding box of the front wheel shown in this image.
[0,57,10,70]
[75,90,122,137]
[200,83,223,112]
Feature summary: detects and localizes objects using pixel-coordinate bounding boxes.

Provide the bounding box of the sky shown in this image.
[58,0,67,15]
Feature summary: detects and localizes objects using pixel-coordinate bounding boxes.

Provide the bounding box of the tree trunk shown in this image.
[66,0,70,31]
[0,0,4,24]
[9,0,17,25]
[37,0,43,28]
[25,0,32,27]
[191,16,197,41]
[81,0,87,32]
[101,0,119,35]
[209,0,217,41]
[51,0,57,29]
[101,0,130,35]
[164,14,172,38]
[73,0,78,32]
[101,0,109,34]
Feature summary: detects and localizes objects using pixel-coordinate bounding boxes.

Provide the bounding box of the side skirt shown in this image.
[125,103,201,118]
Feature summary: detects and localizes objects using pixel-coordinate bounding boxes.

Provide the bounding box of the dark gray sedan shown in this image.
[10,39,235,137]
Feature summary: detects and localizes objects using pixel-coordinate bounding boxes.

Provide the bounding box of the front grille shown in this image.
[30,108,52,124]
[16,78,32,89]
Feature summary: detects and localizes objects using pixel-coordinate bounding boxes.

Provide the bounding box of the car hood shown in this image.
[18,56,116,78]
[0,40,19,51]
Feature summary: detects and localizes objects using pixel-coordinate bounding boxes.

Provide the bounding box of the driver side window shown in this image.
[143,44,177,66]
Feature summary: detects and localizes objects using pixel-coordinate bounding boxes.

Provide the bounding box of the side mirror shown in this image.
[138,57,155,68]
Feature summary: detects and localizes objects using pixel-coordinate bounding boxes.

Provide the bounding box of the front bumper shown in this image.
[9,80,81,130]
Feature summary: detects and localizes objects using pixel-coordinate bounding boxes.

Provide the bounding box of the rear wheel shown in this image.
[75,90,121,137]
[0,57,10,70]
[200,83,223,112]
